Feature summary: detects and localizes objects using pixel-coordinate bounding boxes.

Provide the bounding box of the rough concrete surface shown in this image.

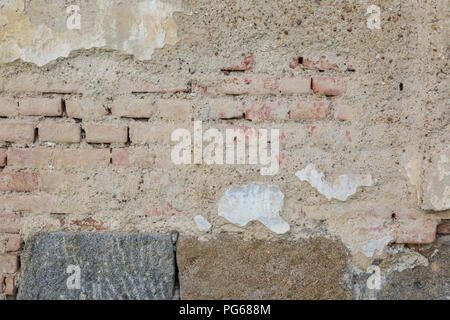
[17,232,176,300]
[177,235,354,299]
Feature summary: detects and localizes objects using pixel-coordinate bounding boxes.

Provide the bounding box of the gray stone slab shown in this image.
[17,232,175,300]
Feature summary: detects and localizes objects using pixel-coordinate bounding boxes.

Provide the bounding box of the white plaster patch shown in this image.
[0,0,183,66]
[361,236,394,258]
[194,215,211,232]
[218,183,289,234]
[296,164,375,201]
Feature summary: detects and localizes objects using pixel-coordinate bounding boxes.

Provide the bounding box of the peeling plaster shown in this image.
[296,164,375,201]
[361,236,394,258]
[421,147,450,211]
[218,183,289,234]
[386,246,429,272]
[0,0,183,66]
[194,215,211,232]
[391,252,429,272]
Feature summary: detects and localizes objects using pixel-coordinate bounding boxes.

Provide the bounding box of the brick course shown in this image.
[19,98,62,116]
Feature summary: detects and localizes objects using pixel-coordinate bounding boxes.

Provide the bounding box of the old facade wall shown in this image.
[0,0,448,299]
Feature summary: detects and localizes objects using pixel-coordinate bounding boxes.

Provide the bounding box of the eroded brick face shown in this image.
[0,214,20,234]
[0,254,18,274]
[0,122,35,143]
[19,98,62,116]
[38,122,81,143]
[84,124,128,144]
[0,173,38,192]
[0,98,17,117]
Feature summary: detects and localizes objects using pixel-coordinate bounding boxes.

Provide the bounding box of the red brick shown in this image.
[0,254,18,274]
[218,75,279,95]
[65,98,108,120]
[302,56,340,71]
[0,173,38,192]
[366,207,439,245]
[19,98,62,116]
[118,79,188,94]
[437,221,450,234]
[2,194,87,215]
[84,124,128,144]
[289,100,329,120]
[0,98,18,117]
[208,98,244,119]
[0,149,6,167]
[110,96,154,118]
[221,53,254,71]
[0,122,35,143]
[289,57,299,69]
[395,219,437,244]
[112,148,154,168]
[245,100,287,121]
[156,99,192,120]
[52,149,110,169]
[279,76,311,94]
[1,195,54,214]
[38,122,81,143]
[5,234,21,252]
[7,148,52,168]
[312,76,348,96]
[129,123,175,145]
[4,276,16,296]
[0,214,20,233]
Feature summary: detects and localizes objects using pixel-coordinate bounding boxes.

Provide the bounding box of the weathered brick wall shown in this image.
[0,0,448,299]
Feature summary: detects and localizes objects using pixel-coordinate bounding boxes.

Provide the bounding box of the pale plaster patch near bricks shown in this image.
[218,183,289,234]
[310,202,440,269]
[194,215,212,232]
[361,236,394,258]
[421,146,450,211]
[296,164,375,201]
[0,0,183,66]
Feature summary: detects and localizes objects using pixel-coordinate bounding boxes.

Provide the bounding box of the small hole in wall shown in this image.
[298,57,303,64]
[399,83,403,91]
[34,128,39,144]
[391,213,397,219]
